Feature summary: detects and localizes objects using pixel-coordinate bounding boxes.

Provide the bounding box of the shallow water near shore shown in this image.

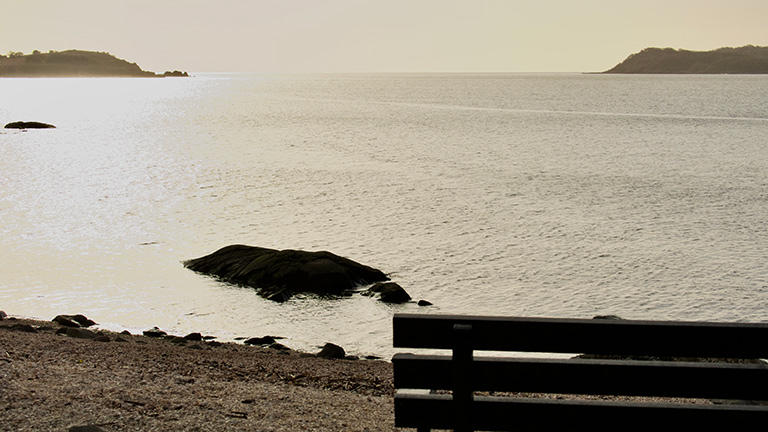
[1,73,767,357]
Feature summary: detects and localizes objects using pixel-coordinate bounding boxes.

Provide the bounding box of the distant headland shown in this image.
[0,50,188,77]
[603,45,768,74]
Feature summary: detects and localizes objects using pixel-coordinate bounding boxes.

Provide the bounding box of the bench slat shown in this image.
[393,313,768,358]
[395,393,768,431]
[393,353,768,400]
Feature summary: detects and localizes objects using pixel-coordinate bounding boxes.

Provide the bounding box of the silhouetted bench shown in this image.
[392,313,768,432]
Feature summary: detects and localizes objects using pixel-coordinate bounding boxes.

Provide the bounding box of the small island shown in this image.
[603,45,768,74]
[0,49,188,78]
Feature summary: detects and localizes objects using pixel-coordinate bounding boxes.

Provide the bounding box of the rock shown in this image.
[365,282,411,303]
[10,324,37,333]
[183,245,389,302]
[93,335,111,342]
[53,314,97,328]
[5,121,56,129]
[244,336,276,346]
[184,332,203,341]
[169,336,187,344]
[53,315,80,327]
[71,314,97,327]
[0,310,7,319]
[417,299,433,307]
[593,315,624,320]
[143,327,167,338]
[317,343,345,359]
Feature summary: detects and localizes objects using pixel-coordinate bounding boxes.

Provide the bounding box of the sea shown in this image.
[1,73,767,358]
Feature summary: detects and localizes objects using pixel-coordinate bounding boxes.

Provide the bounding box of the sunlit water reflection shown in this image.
[1,74,767,357]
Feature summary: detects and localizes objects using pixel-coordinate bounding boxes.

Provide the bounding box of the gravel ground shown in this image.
[0,315,396,432]
[1,313,719,432]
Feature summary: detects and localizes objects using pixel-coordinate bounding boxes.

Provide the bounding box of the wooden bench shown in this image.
[392,313,768,431]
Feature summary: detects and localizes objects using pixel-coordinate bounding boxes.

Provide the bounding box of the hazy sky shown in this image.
[2,0,767,73]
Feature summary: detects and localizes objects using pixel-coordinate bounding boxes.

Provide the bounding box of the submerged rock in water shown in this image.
[183,245,389,302]
[5,121,56,129]
[364,282,411,304]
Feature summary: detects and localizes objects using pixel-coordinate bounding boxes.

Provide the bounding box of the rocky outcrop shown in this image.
[5,121,56,129]
[183,245,389,302]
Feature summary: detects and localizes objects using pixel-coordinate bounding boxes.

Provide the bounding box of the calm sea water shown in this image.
[1,73,767,357]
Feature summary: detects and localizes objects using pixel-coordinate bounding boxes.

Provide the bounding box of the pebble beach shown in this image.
[0,313,397,431]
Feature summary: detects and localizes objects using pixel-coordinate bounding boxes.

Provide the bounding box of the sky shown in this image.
[2,0,767,73]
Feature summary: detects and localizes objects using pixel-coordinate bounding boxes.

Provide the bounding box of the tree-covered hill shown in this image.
[603,45,768,74]
[0,50,184,77]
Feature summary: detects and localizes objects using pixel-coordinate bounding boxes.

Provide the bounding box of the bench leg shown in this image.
[453,323,473,432]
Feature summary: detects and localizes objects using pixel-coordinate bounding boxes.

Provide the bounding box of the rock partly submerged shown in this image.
[183,245,390,302]
[364,282,412,304]
[5,121,56,129]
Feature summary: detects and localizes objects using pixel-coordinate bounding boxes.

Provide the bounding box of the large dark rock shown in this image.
[183,245,389,302]
[5,121,56,129]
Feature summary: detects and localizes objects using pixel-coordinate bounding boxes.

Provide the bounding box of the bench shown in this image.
[392,313,768,431]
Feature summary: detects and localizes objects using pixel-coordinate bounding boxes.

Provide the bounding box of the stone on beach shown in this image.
[183,244,389,302]
[143,326,167,338]
[317,343,346,359]
[184,332,203,341]
[53,314,97,328]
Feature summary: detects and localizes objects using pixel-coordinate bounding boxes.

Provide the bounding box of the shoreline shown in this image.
[0,313,396,431]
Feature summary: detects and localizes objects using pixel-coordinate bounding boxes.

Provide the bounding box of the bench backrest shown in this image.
[392,313,768,431]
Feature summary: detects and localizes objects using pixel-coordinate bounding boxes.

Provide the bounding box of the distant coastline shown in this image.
[603,45,768,74]
[0,49,188,77]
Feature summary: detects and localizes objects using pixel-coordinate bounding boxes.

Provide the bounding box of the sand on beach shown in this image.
[0,315,397,432]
